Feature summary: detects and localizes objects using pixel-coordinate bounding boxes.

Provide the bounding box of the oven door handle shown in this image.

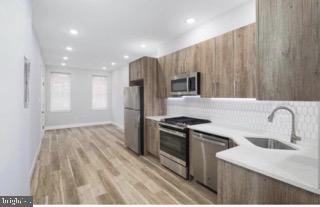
[160,127,186,138]
[159,122,185,130]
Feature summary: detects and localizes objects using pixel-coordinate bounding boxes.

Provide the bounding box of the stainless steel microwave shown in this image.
[170,72,200,96]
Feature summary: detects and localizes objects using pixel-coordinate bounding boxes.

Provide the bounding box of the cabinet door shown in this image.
[145,119,160,158]
[157,57,167,98]
[129,59,144,82]
[151,120,160,158]
[257,0,320,101]
[158,54,173,98]
[234,24,257,98]
[214,32,234,97]
[198,39,216,98]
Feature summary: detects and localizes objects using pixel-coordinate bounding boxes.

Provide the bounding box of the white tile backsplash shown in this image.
[167,97,320,158]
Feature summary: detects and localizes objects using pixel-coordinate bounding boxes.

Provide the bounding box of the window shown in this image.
[50,73,71,112]
[92,75,108,110]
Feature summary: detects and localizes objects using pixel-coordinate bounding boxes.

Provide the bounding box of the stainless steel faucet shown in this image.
[267,106,301,144]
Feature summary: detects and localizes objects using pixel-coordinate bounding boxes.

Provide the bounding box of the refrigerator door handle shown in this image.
[136,116,140,128]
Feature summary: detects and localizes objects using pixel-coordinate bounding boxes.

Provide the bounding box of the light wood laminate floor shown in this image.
[31,125,217,204]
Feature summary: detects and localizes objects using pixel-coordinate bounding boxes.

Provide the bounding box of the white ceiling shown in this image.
[33,0,249,71]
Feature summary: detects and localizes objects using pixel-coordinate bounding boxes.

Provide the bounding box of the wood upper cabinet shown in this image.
[198,39,216,98]
[143,57,166,116]
[129,57,165,116]
[157,57,166,98]
[129,58,144,81]
[234,24,257,98]
[145,119,160,158]
[214,31,234,97]
[257,0,320,101]
[157,23,257,98]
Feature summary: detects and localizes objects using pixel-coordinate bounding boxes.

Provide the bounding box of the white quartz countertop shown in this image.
[146,116,320,195]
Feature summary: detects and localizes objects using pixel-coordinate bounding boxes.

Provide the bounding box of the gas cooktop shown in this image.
[160,116,211,127]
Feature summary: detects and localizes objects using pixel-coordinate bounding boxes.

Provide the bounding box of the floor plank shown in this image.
[31,124,216,204]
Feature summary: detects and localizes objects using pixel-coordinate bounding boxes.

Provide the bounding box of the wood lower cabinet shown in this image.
[217,159,320,204]
[145,119,160,158]
[257,0,320,101]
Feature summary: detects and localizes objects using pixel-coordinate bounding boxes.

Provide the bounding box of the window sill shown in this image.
[92,108,108,111]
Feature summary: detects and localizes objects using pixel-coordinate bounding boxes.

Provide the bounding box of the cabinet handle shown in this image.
[212,82,219,97]
[212,82,216,97]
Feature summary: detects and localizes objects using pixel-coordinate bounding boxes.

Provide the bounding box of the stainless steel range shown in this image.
[159,116,211,179]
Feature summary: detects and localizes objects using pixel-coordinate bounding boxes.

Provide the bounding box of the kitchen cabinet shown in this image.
[129,57,166,155]
[158,46,199,98]
[217,159,320,204]
[233,23,256,98]
[257,0,320,101]
[145,119,160,158]
[214,31,234,97]
[158,55,172,98]
[129,58,144,82]
[129,57,166,117]
[198,39,216,98]
[157,23,256,98]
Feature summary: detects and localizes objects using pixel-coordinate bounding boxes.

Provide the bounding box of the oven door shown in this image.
[159,127,187,166]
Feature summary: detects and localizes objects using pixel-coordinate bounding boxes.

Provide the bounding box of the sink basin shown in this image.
[245,137,296,150]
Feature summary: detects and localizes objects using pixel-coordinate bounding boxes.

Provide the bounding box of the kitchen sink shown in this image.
[245,137,296,150]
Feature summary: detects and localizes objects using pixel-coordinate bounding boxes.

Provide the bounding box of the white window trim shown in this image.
[50,72,72,113]
[91,74,108,111]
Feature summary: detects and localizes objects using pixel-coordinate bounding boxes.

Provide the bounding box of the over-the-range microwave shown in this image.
[170,72,200,96]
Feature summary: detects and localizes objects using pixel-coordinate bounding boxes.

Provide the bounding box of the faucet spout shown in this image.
[267,106,301,144]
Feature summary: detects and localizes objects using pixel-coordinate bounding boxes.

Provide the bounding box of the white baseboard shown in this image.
[29,134,43,195]
[45,121,111,130]
[110,122,124,131]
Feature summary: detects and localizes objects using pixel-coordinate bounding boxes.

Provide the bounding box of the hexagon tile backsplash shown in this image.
[167,97,320,157]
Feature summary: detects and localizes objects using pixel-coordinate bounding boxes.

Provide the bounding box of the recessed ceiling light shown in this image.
[102,66,107,70]
[186,18,196,24]
[62,56,69,60]
[124,55,129,59]
[61,63,66,66]
[111,62,116,66]
[65,46,73,51]
[140,44,147,48]
[69,29,79,36]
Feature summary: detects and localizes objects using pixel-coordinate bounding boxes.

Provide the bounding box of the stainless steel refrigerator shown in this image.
[124,86,143,154]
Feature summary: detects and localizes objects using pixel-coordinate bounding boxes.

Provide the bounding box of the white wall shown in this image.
[157,0,255,57]
[45,66,111,128]
[0,0,45,195]
[111,66,129,130]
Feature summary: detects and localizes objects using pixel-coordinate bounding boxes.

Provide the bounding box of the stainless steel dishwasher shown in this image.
[191,130,232,192]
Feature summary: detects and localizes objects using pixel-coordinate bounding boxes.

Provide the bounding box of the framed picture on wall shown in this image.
[24,56,30,108]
